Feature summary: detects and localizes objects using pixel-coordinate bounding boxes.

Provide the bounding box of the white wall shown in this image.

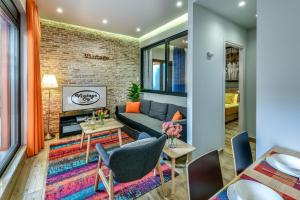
[140,22,187,48]
[256,0,300,157]
[245,28,256,139]
[140,22,188,107]
[142,93,187,107]
[189,3,247,157]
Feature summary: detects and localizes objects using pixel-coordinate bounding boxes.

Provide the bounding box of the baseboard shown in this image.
[0,145,27,200]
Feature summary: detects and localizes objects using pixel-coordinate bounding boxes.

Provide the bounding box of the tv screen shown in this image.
[62,86,107,112]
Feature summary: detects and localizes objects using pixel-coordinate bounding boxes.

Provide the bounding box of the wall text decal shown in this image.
[84,53,110,61]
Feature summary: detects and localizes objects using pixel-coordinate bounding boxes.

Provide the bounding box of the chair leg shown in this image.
[94,156,102,192]
[153,169,157,176]
[109,171,114,200]
[156,161,167,197]
[80,131,85,148]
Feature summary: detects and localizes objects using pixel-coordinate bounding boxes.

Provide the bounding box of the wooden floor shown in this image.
[9,121,255,200]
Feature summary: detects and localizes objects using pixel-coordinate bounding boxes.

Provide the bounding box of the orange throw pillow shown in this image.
[126,102,141,113]
[172,111,183,121]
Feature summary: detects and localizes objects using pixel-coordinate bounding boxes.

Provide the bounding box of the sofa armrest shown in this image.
[115,104,126,114]
[95,143,110,166]
[173,119,187,125]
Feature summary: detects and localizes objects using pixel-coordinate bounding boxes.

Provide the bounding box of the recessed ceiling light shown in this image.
[56,8,63,13]
[136,28,141,32]
[176,1,183,7]
[102,19,108,24]
[238,1,246,7]
[256,14,258,17]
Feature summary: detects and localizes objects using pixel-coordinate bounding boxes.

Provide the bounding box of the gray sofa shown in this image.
[115,99,187,142]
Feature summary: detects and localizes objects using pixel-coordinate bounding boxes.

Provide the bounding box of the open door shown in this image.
[223,42,245,153]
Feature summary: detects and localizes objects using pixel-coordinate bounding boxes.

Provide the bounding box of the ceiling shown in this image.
[37,0,188,38]
[195,0,257,29]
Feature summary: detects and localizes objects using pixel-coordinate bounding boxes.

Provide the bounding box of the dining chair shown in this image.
[94,132,167,200]
[231,131,253,175]
[187,150,223,200]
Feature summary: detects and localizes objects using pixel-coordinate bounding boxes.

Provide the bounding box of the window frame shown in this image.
[0,0,21,177]
[140,30,188,97]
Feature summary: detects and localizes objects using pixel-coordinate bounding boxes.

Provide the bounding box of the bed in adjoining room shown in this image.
[225,90,239,123]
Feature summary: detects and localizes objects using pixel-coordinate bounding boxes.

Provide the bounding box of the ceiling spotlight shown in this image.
[255,14,258,17]
[56,8,63,13]
[176,1,183,7]
[136,28,141,32]
[238,1,246,7]
[102,19,108,24]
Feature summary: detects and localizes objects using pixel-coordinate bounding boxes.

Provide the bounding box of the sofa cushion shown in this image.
[126,102,141,113]
[119,113,164,133]
[166,104,187,122]
[172,111,183,121]
[148,101,168,121]
[140,99,151,115]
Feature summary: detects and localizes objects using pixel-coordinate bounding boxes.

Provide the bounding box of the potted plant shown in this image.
[162,122,183,148]
[127,83,141,102]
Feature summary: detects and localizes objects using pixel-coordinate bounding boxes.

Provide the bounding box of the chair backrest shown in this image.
[109,135,167,183]
[187,150,223,200]
[231,131,253,175]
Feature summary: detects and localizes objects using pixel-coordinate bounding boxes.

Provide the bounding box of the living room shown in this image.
[2,0,300,200]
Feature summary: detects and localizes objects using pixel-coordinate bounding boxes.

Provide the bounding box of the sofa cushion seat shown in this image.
[148,101,168,121]
[119,113,163,134]
[140,99,151,115]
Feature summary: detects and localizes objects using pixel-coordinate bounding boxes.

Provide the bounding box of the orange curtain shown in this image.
[26,0,44,156]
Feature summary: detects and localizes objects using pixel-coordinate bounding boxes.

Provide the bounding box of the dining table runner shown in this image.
[210,174,295,200]
[254,151,300,191]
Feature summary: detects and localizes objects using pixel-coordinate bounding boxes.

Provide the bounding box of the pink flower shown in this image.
[163,122,182,138]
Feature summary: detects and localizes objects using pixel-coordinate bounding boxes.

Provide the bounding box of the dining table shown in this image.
[210,146,300,200]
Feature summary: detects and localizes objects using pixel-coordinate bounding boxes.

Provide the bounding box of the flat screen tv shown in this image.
[62,86,107,112]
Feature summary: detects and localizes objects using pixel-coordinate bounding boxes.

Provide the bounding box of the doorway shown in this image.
[223,42,245,154]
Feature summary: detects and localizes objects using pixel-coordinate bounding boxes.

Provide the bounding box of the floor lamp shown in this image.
[42,74,58,140]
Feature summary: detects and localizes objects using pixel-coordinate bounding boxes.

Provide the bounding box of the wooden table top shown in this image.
[210,146,300,199]
[80,118,123,135]
[163,139,196,159]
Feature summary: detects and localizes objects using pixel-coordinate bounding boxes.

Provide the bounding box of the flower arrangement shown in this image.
[162,121,183,148]
[95,109,107,125]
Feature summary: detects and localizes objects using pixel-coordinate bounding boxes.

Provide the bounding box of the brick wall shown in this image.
[40,19,140,135]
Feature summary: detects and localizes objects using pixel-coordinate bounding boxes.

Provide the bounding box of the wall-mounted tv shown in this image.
[62,86,107,112]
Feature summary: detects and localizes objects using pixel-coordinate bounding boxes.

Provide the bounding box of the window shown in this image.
[0,0,20,176]
[141,31,188,96]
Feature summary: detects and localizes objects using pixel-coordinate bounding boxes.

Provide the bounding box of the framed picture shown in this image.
[62,86,107,112]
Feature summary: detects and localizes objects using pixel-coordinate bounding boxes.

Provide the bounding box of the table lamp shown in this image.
[42,74,58,140]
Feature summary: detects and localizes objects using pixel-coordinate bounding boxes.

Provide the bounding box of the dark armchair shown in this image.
[94,132,167,200]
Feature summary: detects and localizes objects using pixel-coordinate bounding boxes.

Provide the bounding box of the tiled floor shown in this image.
[10,121,256,200]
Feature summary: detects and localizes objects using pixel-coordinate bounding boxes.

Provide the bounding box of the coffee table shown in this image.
[80,118,124,163]
[163,139,196,195]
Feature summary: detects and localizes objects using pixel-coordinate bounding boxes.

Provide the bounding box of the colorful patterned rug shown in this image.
[45,130,173,200]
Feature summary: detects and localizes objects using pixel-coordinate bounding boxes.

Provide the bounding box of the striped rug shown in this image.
[45,130,172,200]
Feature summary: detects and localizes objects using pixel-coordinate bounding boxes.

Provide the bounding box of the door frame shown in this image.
[222,41,246,146]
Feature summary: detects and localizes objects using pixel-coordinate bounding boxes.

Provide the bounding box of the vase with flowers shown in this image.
[96,109,105,125]
[162,121,183,148]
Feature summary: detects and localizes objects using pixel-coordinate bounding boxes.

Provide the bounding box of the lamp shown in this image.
[42,74,58,140]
